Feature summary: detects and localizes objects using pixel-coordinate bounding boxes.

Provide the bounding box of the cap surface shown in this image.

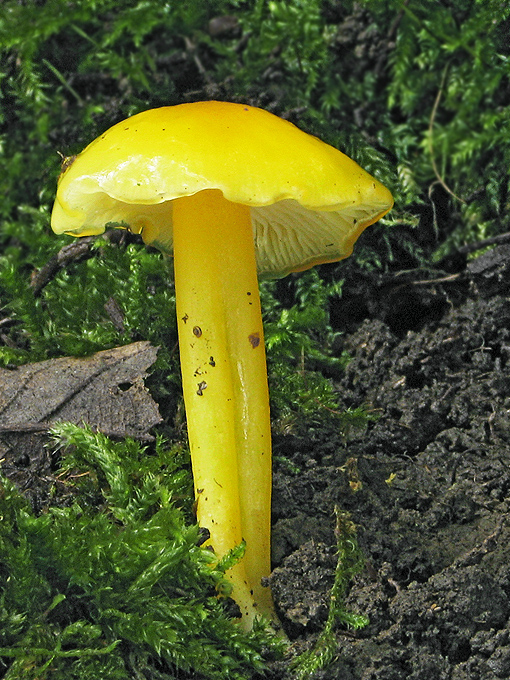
[51,101,393,278]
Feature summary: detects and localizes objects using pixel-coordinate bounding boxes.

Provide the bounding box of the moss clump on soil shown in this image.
[290,509,369,679]
[1,1,510,678]
[0,424,283,680]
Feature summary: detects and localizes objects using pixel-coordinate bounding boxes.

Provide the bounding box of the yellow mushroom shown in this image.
[51,100,393,630]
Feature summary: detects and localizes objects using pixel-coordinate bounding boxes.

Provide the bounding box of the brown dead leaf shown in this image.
[0,341,162,506]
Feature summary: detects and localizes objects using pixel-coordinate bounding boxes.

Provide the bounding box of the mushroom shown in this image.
[50,100,393,629]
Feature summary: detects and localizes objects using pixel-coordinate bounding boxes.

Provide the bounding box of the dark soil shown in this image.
[6,244,510,680]
[5,4,509,672]
[268,244,510,679]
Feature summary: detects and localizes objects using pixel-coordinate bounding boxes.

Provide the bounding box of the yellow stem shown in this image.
[172,189,274,628]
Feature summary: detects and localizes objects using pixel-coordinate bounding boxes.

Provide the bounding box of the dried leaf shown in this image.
[0,342,163,504]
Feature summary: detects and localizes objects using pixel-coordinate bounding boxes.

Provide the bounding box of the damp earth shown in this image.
[267,244,510,679]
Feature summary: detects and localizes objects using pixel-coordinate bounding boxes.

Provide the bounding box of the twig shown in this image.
[31,237,96,296]
[457,230,510,255]
[184,36,213,84]
[427,66,465,204]
[375,0,410,77]
[408,273,461,286]
[31,230,132,296]
[42,59,84,105]
[453,520,504,569]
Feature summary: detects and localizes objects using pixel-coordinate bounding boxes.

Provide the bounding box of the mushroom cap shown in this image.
[51,101,393,278]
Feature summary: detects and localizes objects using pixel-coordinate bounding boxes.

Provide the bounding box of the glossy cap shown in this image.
[51,101,393,278]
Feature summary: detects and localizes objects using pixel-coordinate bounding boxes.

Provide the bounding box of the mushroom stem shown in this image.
[172,189,274,628]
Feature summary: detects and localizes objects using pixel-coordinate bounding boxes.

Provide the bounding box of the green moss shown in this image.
[0,424,282,679]
[291,509,369,679]
[1,2,509,676]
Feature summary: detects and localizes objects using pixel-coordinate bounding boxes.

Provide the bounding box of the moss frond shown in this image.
[0,424,281,679]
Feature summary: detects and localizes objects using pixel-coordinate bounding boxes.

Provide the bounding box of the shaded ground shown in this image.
[268,244,510,679]
[4,242,510,679]
[2,2,509,676]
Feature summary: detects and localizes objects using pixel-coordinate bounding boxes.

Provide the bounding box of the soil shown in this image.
[6,5,509,674]
[7,242,510,680]
[267,244,510,679]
